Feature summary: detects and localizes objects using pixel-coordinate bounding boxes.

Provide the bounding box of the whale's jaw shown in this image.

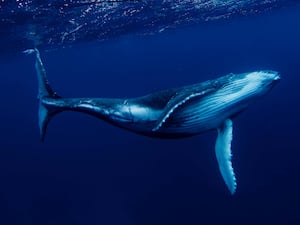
[27,48,280,195]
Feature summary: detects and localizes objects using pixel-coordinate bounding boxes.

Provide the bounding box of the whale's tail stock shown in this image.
[24,48,62,142]
[24,48,129,142]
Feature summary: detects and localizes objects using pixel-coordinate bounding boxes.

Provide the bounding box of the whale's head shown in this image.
[221,70,281,101]
[210,70,280,116]
[242,70,281,94]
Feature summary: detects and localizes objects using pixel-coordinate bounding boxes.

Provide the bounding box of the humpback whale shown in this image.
[26,49,280,194]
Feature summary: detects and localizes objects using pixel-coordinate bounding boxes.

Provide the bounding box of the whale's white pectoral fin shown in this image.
[215,119,237,195]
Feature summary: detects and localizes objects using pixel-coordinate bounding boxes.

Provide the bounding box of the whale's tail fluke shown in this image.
[24,48,62,142]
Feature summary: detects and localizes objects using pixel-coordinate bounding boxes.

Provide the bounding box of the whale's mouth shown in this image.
[274,74,281,81]
[269,70,281,80]
[270,72,281,89]
[273,72,281,82]
[262,70,281,84]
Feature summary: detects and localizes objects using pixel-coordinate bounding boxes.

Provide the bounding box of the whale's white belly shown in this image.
[162,84,251,134]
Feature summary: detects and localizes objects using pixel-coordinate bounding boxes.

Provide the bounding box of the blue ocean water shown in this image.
[1,1,300,225]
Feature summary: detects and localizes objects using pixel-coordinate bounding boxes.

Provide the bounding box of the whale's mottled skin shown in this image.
[26,48,280,194]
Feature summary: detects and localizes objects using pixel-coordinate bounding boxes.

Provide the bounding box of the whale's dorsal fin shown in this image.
[152,86,216,131]
[215,119,237,195]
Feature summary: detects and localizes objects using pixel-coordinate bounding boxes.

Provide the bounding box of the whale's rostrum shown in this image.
[26,48,280,194]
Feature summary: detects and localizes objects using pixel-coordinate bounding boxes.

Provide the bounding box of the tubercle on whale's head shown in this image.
[247,70,280,82]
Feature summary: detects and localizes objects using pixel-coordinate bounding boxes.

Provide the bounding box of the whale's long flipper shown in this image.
[215,119,236,195]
